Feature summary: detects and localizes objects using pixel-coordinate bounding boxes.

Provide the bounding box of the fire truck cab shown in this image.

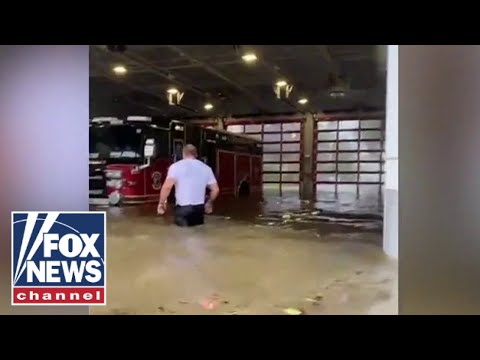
[89,116,262,206]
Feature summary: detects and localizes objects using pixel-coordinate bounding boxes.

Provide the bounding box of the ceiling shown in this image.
[89,45,387,120]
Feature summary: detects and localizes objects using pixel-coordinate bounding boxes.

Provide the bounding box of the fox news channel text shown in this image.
[11,211,106,306]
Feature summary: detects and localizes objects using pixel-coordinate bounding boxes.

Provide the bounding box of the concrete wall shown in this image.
[383,45,398,258]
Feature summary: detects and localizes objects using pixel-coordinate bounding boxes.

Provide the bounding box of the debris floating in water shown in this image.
[201,298,219,310]
[305,294,323,305]
[282,214,292,219]
[201,293,225,310]
[267,222,275,226]
[283,307,303,315]
[311,211,320,215]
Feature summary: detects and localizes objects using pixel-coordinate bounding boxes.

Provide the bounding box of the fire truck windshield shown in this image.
[89,125,143,161]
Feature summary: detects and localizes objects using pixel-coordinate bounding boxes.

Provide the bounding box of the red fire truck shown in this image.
[89,116,263,206]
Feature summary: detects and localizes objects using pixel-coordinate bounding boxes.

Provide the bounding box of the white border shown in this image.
[11,211,107,307]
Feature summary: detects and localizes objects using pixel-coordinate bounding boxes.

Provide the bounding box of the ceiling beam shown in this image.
[90,46,198,115]
[106,50,207,98]
[97,73,197,115]
[247,46,309,114]
[120,97,166,113]
[316,45,342,76]
[90,52,362,77]
[164,45,271,113]
[317,45,342,75]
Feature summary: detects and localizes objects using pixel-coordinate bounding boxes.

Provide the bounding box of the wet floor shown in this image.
[91,193,397,315]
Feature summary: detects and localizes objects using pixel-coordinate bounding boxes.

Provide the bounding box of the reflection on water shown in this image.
[94,188,384,239]
[316,191,383,216]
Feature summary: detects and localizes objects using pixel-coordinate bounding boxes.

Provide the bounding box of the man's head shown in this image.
[183,144,198,159]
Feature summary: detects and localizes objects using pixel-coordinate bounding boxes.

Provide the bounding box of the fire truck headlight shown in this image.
[105,169,122,179]
[109,191,122,206]
[106,179,123,189]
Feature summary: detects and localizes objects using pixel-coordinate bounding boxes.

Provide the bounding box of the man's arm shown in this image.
[158,166,177,215]
[207,182,220,203]
[205,167,219,214]
[159,178,175,204]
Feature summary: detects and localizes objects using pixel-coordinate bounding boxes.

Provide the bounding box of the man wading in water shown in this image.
[157,144,220,226]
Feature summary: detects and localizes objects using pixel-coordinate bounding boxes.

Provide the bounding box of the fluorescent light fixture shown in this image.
[127,116,152,122]
[298,98,308,105]
[329,90,346,98]
[113,65,127,75]
[91,117,118,123]
[167,88,179,94]
[204,103,214,110]
[91,117,123,125]
[276,80,287,87]
[242,53,257,63]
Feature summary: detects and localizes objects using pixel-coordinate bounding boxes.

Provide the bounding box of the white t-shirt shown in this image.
[166,158,218,206]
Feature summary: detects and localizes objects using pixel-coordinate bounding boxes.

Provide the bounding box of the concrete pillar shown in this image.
[383,45,398,259]
[215,117,225,130]
[300,112,315,200]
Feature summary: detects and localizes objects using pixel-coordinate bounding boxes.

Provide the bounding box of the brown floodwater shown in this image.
[90,192,397,315]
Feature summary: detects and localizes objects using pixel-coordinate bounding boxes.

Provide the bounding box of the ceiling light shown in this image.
[329,90,346,98]
[242,53,257,63]
[167,88,179,95]
[204,103,213,110]
[113,65,127,75]
[276,80,287,87]
[298,98,308,105]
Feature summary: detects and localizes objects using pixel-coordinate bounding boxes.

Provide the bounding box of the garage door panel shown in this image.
[245,124,262,133]
[339,120,359,129]
[361,119,382,129]
[264,153,281,162]
[282,122,301,131]
[227,120,303,195]
[282,143,300,152]
[282,163,300,172]
[283,153,300,162]
[263,133,281,142]
[338,141,358,151]
[315,117,385,201]
[317,132,337,141]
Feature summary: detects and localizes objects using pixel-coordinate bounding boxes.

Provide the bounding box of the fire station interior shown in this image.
[89,45,398,315]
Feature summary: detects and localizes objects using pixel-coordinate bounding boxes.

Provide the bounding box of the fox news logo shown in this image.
[11,211,106,306]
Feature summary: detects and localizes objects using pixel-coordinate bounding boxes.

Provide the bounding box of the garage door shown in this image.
[315,118,385,203]
[227,120,303,196]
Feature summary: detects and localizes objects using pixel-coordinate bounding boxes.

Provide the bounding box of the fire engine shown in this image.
[89,116,263,206]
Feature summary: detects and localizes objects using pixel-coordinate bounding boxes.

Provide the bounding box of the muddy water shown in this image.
[91,193,397,315]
